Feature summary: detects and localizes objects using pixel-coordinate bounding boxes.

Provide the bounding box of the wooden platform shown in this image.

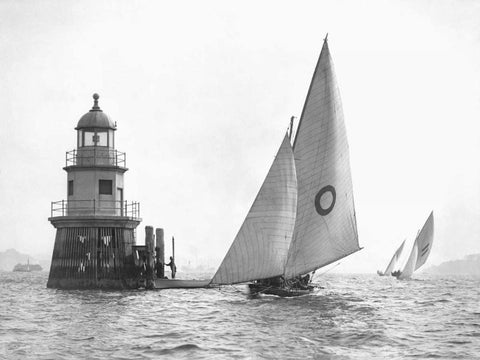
[154,279,211,289]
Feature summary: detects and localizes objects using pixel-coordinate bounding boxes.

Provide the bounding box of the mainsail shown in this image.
[284,38,360,278]
[414,211,434,271]
[210,134,297,285]
[382,240,406,275]
[398,211,434,280]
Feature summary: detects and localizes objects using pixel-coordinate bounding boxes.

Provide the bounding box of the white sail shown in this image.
[210,134,297,285]
[383,240,406,275]
[284,38,360,278]
[398,242,418,280]
[414,211,434,271]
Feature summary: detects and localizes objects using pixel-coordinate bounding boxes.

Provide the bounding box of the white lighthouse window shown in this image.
[84,131,96,146]
[109,130,114,148]
[96,131,108,147]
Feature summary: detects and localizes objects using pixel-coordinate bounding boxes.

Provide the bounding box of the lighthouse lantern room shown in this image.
[47,94,141,289]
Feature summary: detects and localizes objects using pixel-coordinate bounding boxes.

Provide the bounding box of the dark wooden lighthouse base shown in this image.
[47,216,141,290]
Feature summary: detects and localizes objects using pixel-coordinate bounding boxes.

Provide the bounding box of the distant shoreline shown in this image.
[422,254,480,276]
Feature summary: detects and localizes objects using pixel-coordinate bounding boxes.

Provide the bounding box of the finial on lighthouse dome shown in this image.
[75,93,116,130]
[92,93,100,110]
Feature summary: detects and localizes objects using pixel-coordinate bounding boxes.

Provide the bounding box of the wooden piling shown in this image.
[155,228,165,278]
[145,226,155,289]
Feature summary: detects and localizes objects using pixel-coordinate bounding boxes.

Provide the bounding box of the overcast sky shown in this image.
[1,0,479,273]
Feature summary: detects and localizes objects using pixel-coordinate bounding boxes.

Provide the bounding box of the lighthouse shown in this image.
[47,94,141,289]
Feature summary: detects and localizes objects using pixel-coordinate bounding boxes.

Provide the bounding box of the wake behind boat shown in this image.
[210,36,361,297]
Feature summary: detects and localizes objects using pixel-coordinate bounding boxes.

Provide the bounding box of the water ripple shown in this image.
[1,272,480,359]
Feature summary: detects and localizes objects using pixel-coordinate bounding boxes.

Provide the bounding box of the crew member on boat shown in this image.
[391,270,401,278]
[259,276,284,287]
[165,256,176,279]
[289,274,310,290]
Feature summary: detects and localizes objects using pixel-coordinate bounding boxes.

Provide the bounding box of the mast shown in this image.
[292,35,329,152]
[289,116,295,140]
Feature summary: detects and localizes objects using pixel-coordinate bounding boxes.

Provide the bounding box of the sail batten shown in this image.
[284,39,360,278]
[210,134,297,285]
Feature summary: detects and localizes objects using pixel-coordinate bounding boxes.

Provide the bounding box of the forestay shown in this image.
[210,134,297,285]
[284,39,360,278]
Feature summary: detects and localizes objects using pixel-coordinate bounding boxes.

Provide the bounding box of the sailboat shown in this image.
[210,36,361,296]
[377,240,406,276]
[392,211,434,280]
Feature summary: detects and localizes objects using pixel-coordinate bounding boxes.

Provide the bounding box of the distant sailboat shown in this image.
[393,212,434,280]
[377,240,406,276]
[211,36,361,296]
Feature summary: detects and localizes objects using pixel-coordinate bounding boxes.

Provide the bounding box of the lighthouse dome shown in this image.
[76,94,116,130]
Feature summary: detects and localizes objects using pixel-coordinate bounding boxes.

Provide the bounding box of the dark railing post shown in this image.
[93,199,96,215]
[62,200,65,216]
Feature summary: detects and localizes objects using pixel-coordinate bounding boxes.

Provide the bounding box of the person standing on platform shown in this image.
[165,256,176,279]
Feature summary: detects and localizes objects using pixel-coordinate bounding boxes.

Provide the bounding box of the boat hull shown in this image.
[153,279,211,289]
[248,283,315,297]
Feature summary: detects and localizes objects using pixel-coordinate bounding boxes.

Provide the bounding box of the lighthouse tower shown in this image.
[47,94,141,289]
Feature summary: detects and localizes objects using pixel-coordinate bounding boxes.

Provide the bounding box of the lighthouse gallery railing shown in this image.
[51,200,140,218]
[65,149,126,167]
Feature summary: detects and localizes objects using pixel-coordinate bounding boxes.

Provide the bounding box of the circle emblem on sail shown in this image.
[314,185,336,216]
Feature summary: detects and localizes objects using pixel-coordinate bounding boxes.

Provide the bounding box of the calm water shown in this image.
[0,272,479,359]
